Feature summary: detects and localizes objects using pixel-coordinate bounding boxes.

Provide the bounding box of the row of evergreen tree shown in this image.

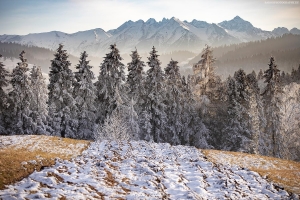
[0,44,299,161]
[191,47,300,161]
[0,44,209,148]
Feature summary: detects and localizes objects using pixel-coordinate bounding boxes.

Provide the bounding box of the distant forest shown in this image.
[188,34,300,78]
[0,42,79,73]
[0,42,104,74]
[1,34,299,79]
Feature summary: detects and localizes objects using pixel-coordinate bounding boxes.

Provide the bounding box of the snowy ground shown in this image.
[0,135,90,191]
[0,140,293,199]
[203,149,300,196]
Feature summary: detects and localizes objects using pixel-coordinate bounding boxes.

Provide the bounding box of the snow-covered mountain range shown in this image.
[0,16,299,57]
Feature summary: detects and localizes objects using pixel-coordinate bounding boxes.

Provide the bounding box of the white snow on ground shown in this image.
[1,140,291,199]
[203,149,300,197]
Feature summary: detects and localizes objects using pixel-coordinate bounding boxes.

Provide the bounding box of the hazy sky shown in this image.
[0,0,299,35]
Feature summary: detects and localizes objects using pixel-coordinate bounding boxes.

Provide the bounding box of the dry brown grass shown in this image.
[202,149,300,195]
[0,135,90,190]
[87,184,105,199]
[122,177,130,185]
[104,169,117,187]
[121,186,131,193]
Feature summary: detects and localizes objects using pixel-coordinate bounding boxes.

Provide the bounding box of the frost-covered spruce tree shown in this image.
[233,69,251,143]
[143,46,167,143]
[73,51,96,139]
[261,57,283,158]
[139,110,153,142]
[126,48,146,111]
[291,68,298,83]
[296,65,300,84]
[8,51,35,135]
[48,44,77,138]
[181,76,210,148]
[127,98,140,140]
[246,73,265,154]
[180,76,193,144]
[95,44,126,124]
[223,75,251,152]
[257,69,264,80]
[234,69,249,107]
[96,86,132,142]
[229,69,265,154]
[192,45,217,98]
[164,59,183,145]
[0,54,10,134]
[280,83,300,160]
[224,69,263,153]
[30,66,50,135]
[192,45,224,148]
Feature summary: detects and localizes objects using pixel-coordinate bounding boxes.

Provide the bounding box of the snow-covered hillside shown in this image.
[0,139,296,199]
[1,16,299,57]
[218,16,273,42]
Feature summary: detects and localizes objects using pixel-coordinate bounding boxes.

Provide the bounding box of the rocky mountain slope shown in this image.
[1,16,299,58]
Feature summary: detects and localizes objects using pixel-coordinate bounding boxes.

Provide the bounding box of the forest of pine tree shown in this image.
[188,34,300,78]
[0,43,299,161]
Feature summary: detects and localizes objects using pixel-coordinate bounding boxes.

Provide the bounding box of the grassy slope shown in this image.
[202,149,300,195]
[0,135,90,189]
[1,135,299,196]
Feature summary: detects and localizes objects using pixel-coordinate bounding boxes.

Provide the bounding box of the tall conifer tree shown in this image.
[164,59,183,145]
[261,57,283,157]
[95,44,126,124]
[126,48,146,110]
[30,66,50,134]
[143,46,167,142]
[0,54,10,134]
[48,44,77,138]
[8,51,35,134]
[73,51,97,139]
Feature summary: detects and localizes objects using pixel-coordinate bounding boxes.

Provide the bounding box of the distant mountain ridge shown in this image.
[0,16,299,58]
[185,34,300,78]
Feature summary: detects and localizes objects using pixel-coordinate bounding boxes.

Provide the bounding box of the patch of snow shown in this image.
[0,140,292,199]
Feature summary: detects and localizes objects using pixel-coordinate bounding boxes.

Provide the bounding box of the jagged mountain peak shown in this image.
[108,20,139,35]
[218,16,254,32]
[158,17,185,25]
[170,16,179,21]
[146,18,157,24]
[272,27,290,36]
[161,17,168,23]
[233,15,243,21]
[290,27,300,35]
[190,19,210,28]
[1,16,299,58]
[168,17,189,28]
[72,28,106,35]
